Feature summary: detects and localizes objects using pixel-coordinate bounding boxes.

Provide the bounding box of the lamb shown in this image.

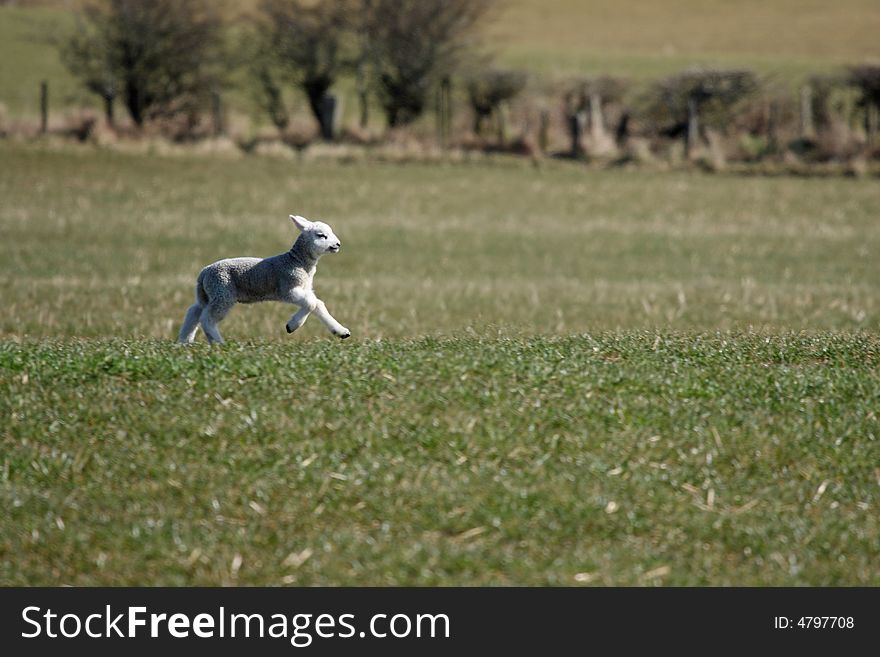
[177,214,350,344]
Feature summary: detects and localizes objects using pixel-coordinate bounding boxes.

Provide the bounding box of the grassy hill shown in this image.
[0,7,81,117]
[1,0,878,117]
[490,0,880,78]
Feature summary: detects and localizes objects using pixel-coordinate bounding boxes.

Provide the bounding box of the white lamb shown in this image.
[177,214,350,344]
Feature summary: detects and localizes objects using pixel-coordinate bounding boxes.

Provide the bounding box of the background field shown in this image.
[1,143,879,585]
[491,0,880,80]
[2,0,880,116]
[1,143,879,339]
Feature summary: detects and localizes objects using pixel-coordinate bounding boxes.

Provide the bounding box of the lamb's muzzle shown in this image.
[177,214,349,344]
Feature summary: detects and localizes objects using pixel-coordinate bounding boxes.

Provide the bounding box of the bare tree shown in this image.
[365,0,492,128]
[258,0,353,140]
[353,0,374,130]
[848,64,880,145]
[62,16,119,126]
[565,75,627,155]
[575,76,627,143]
[467,68,526,140]
[241,30,292,134]
[806,73,846,134]
[253,57,291,132]
[649,67,757,155]
[61,0,225,128]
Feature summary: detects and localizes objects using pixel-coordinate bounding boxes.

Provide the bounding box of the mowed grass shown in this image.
[0,143,879,585]
[2,335,879,585]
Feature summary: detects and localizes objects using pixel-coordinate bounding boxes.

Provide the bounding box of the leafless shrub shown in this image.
[645,67,758,157]
[61,0,225,129]
[729,85,798,160]
[257,0,354,140]
[848,63,880,147]
[566,76,628,155]
[848,64,880,108]
[806,74,847,133]
[816,118,861,161]
[467,68,527,138]
[58,109,99,142]
[364,0,493,128]
[251,55,291,132]
[61,16,118,126]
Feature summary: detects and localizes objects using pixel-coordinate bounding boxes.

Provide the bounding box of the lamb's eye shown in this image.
[316,233,327,239]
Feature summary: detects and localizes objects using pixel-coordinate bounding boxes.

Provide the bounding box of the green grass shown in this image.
[1,143,878,340]
[2,0,879,588]
[0,143,879,585]
[2,334,878,585]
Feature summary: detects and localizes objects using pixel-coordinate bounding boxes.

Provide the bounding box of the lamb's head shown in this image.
[290,214,342,257]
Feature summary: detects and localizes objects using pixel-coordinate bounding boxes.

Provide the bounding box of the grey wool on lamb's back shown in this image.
[178,214,350,344]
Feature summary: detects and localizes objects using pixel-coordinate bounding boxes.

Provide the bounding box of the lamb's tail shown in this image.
[195,270,209,306]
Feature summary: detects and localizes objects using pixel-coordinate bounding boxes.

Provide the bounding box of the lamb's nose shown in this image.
[335,242,341,248]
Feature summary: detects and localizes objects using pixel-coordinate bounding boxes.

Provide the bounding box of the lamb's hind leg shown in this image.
[200,300,233,344]
[178,303,203,344]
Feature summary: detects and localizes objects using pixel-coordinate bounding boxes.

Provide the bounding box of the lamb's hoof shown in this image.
[286,324,294,334]
[338,329,351,340]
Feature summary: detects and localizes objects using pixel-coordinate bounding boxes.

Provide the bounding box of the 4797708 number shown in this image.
[774,617,854,629]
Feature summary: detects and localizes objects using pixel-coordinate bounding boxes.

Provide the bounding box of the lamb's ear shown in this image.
[290,214,312,231]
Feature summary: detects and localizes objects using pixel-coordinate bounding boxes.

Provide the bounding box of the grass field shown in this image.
[1,143,878,339]
[1,143,878,585]
[2,334,878,585]
[490,0,880,80]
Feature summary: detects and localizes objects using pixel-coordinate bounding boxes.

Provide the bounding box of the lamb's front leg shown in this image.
[285,304,311,334]
[285,288,312,334]
[312,297,351,339]
[285,289,349,339]
[285,293,315,333]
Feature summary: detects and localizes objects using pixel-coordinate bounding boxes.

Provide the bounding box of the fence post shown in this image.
[589,92,604,142]
[357,59,369,130]
[103,95,115,128]
[566,91,587,157]
[866,103,879,147]
[496,102,508,146]
[436,76,451,149]
[538,109,549,153]
[799,85,814,139]
[211,89,224,137]
[767,99,780,152]
[686,96,700,157]
[40,80,48,134]
[616,111,630,146]
[435,84,443,146]
[318,94,338,141]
